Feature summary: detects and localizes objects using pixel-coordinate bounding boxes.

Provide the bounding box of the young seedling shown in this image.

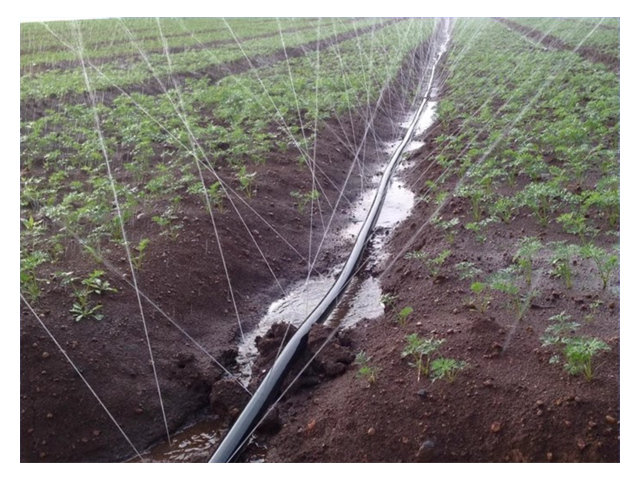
[580,244,619,290]
[489,195,517,224]
[236,165,256,198]
[132,238,150,270]
[354,351,379,385]
[455,261,483,281]
[556,212,596,244]
[432,216,460,244]
[290,189,320,214]
[585,300,603,323]
[20,250,48,301]
[489,267,536,321]
[405,249,451,278]
[562,337,610,382]
[81,270,117,295]
[549,241,581,289]
[207,181,225,212]
[402,334,444,381]
[469,281,491,313]
[540,311,581,347]
[541,312,609,382]
[397,306,414,326]
[70,289,104,322]
[152,213,183,241]
[430,357,467,383]
[513,237,543,287]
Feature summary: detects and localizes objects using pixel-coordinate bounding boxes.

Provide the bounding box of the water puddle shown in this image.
[140,23,449,463]
[132,417,223,463]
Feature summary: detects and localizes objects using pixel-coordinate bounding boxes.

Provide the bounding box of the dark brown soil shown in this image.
[20,18,405,123]
[19,24,430,463]
[494,18,619,74]
[242,45,620,462]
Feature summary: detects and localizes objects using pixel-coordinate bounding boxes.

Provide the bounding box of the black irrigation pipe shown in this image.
[210,18,451,463]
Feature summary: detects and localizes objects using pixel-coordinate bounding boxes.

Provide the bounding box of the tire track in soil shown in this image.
[493,18,619,75]
[21,18,406,123]
[21,20,369,76]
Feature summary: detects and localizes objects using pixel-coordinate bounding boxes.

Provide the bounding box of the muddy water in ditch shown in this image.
[135,99,439,463]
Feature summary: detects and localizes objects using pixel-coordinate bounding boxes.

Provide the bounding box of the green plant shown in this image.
[397,306,414,326]
[585,300,603,323]
[556,212,596,244]
[549,241,581,289]
[432,216,460,244]
[518,183,568,227]
[354,351,379,384]
[70,289,104,322]
[489,195,517,224]
[489,267,536,321]
[132,238,150,270]
[430,357,467,383]
[457,185,488,222]
[469,281,491,313]
[513,237,543,287]
[236,165,256,198]
[580,244,619,290]
[541,311,581,346]
[290,189,320,214]
[207,181,225,213]
[20,250,48,301]
[152,211,183,241]
[541,312,609,382]
[402,333,444,381]
[560,337,610,382]
[455,261,482,281]
[81,270,117,295]
[405,249,451,278]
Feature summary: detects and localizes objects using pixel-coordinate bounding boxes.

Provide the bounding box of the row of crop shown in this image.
[21,18,354,69]
[20,19,435,302]
[380,17,619,385]
[508,17,620,58]
[20,18,387,101]
[20,17,302,55]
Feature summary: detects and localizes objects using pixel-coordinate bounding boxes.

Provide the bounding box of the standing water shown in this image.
[136,20,449,462]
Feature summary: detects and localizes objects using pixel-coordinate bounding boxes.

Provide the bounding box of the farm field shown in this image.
[20,17,620,463]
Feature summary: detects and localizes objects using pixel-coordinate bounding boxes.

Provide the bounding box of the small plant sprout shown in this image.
[430,357,467,383]
[132,238,150,270]
[513,237,543,287]
[489,267,535,321]
[236,165,256,198]
[20,250,48,301]
[354,351,379,385]
[70,289,104,322]
[541,313,610,382]
[207,181,224,212]
[469,281,491,313]
[540,311,581,347]
[580,244,619,290]
[455,261,483,281]
[82,270,117,295]
[380,293,398,309]
[397,306,414,326]
[563,337,610,382]
[556,212,596,244]
[432,216,460,244]
[402,334,444,381]
[549,242,581,289]
[585,300,603,323]
[290,189,320,214]
[405,249,451,278]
